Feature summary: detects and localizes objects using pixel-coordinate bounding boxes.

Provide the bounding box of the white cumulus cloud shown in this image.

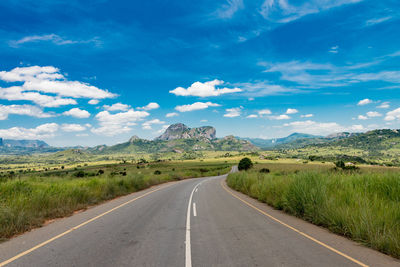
[63,108,90,118]
[358,115,368,120]
[91,109,149,136]
[377,102,390,109]
[170,79,241,97]
[384,108,400,121]
[357,98,373,106]
[224,108,241,118]
[0,123,58,139]
[166,112,179,118]
[103,103,130,111]
[142,119,165,130]
[0,104,52,120]
[283,120,365,135]
[300,114,313,118]
[258,109,272,116]
[61,124,86,132]
[366,111,382,118]
[88,99,99,105]
[175,102,220,112]
[247,114,258,118]
[0,66,116,107]
[286,108,298,114]
[138,102,160,111]
[270,114,290,120]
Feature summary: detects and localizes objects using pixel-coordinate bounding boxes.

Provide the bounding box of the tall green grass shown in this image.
[227,168,400,258]
[0,161,231,240]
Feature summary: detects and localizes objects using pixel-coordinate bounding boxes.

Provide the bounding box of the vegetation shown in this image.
[227,162,400,258]
[0,161,231,241]
[238,157,253,171]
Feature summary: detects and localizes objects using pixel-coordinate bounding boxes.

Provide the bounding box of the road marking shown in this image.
[0,183,174,267]
[193,203,197,217]
[185,182,203,267]
[220,180,369,267]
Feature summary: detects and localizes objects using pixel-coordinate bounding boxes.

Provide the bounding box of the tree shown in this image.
[238,157,253,171]
[335,160,345,169]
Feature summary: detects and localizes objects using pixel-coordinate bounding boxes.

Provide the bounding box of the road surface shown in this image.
[0,168,398,266]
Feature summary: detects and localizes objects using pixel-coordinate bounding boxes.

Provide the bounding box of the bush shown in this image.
[154,170,161,175]
[74,170,85,178]
[238,157,253,171]
[259,168,270,173]
[335,160,345,169]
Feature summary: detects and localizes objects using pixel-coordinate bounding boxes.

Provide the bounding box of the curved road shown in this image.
[0,169,398,266]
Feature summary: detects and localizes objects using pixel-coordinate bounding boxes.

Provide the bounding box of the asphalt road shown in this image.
[0,168,399,267]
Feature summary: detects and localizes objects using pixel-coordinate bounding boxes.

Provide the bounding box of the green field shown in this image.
[227,162,400,258]
[0,160,231,241]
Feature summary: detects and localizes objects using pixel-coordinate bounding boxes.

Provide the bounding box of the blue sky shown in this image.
[0,0,399,146]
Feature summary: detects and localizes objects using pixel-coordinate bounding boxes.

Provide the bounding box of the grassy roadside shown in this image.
[226,163,400,258]
[0,161,231,241]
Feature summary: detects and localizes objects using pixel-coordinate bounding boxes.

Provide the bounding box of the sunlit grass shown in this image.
[0,161,231,240]
[227,163,400,258]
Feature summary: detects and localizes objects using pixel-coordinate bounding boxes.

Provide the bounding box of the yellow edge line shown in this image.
[0,183,172,267]
[220,180,369,267]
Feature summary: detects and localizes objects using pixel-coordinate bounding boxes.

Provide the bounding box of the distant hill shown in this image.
[0,138,59,155]
[89,123,257,154]
[239,133,322,149]
[318,129,400,151]
[277,129,400,165]
[0,138,49,148]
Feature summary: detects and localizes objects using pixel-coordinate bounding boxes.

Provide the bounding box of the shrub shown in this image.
[335,160,345,169]
[238,157,253,171]
[154,170,161,175]
[259,168,270,173]
[74,170,85,178]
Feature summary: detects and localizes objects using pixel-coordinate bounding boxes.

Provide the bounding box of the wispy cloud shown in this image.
[215,0,244,19]
[9,34,102,48]
[259,0,363,23]
[234,81,300,97]
[329,45,339,54]
[365,16,392,26]
[262,57,400,89]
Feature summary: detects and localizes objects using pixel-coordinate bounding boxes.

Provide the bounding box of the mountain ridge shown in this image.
[156,123,216,141]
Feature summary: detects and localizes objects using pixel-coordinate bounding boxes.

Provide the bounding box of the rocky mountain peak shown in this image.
[129,135,141,143]
[156,123,216,141]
